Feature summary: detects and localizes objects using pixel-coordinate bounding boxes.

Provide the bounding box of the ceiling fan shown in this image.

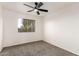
[24,2,48,15]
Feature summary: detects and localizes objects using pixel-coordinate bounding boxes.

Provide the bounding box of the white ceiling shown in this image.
[0,2,74,16]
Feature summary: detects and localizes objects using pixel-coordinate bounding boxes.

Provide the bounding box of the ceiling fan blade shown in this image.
[38,2,43,8]
[35,2,39,9]
[27,9,34,12]
[24,4,34,8]
[35,2,38,6]
[37,11,40,15]
[38,9,48,12]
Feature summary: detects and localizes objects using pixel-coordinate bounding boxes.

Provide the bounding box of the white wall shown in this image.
[0,5,3,51]
[44,4,79,55]
[3,8,43,47]
[0,6,3,51]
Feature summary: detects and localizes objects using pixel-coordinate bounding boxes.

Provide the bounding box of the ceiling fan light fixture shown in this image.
[34,9,38,12]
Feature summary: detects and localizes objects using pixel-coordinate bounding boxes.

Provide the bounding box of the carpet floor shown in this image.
[0,41,77,56]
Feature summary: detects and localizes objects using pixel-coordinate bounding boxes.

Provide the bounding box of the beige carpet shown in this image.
[0,41,77,56]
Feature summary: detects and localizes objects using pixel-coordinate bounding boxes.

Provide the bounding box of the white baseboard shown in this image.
[43,40,78,56]
[3,40,43,48]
